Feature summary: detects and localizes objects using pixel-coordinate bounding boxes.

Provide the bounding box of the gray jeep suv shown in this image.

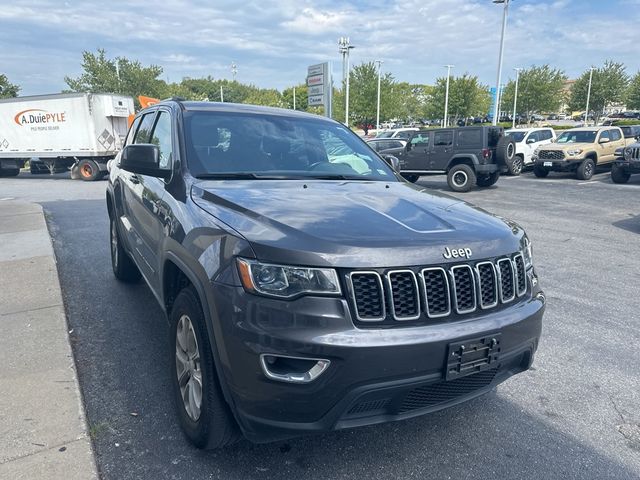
[106,100,545,449]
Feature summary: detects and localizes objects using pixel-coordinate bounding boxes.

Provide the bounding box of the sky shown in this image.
[1,0,640,96]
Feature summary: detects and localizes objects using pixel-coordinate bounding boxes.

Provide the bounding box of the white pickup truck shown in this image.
[0,93,134,180]
[505,127,556,175]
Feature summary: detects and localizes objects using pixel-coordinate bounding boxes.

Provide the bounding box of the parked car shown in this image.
[618,125,640,146]
[505,128,556,175]
[106,99,545,449]
[366,138,407,157]
[396,126,516,192]
[376,127,419,140]
[611,141,640,183]
[529,114,545,122]
[532,127,626,180]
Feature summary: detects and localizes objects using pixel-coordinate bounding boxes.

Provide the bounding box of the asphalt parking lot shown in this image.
[2,170,639,479]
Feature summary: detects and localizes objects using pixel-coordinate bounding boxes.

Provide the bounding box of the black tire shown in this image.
[110,215,141,283]
[170,286,239,449]
[476,171,500,187]
[402,173,420,183]
[447,164,476,192]
[77,159,100,181]
[507,155,524,176]
[611,164,630,184]
[495,136,516,166]
[0,168,20,177]
[576,158,595,181]
[533,165,549,178]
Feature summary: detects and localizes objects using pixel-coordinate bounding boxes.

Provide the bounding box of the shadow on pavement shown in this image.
[43,199,638,480]
[613,214,640,234]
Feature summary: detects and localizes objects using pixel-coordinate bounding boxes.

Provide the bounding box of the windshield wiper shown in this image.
[305,174,374,181]
[195,172,302,180]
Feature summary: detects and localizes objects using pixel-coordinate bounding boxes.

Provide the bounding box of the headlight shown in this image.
[237,258,341,298]
[567,149,583,156]
[624,148,632,160]
[521,235,533,269]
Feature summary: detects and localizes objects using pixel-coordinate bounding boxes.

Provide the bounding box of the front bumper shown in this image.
[209,278,545,443]
[534,156,583,171]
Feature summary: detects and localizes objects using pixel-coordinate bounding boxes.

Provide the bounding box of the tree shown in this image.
[568,60,629,117]
[388,82,432,122]
[244,88,284,108]
[347,61,396,128]
[0,74,20,98]
[500,65,567,116]
[426,74,491,123]
[65,49,166,106]
[626,72,640,110]
[282,84,308,111]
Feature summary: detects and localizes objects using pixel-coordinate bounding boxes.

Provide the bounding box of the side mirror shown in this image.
[598,137,610,144]
[405,142,413,151]
[120,144,169,179]
[381,154,400,171]
[526,138,536,144]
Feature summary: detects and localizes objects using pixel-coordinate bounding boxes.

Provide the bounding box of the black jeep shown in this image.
[106,100,544,449]
[612,141,640,183]
[396,126,516,192]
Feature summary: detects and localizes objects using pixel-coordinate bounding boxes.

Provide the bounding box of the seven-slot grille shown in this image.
[349,255,527,323]
[538,150,564,160]
[627,147,640,160]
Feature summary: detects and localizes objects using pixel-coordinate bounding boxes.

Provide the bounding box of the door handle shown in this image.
[129,174,140,185]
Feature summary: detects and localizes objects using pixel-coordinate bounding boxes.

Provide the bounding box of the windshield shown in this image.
[556,130,597,144]
[506,131,526,142]
[184,111,397,181]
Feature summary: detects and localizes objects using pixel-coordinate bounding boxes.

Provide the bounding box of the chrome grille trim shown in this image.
[387,270,421,321]
[348,271,386,322]
[496,258,516,303]
[420,267,451,318]
[450,265,477,315]
[475,261,498,309]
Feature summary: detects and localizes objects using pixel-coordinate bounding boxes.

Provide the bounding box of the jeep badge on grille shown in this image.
[443,247,473,259]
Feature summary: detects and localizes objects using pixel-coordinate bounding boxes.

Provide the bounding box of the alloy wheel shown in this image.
[176,314,203,422]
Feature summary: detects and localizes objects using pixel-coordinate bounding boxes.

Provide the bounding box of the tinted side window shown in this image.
[457,129,481,146]
[125,116,142,146]
[528,131,540,142]
[434,131,453,146]
[134,112,156,144]
[599,130,610,142]
[540,130,553,140]
[410,133,430,145]
[149,111,173,169]
[395,131,413,140]
[609,129,622,141]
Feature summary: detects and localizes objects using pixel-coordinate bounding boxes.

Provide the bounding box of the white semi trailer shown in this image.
[0,93,135,180]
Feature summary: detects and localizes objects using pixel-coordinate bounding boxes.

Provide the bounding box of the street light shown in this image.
[585,66,595,126]
[512,67,522,129]
[231,62,238,82]
[443,65,454,127]
[375,60,383,133]
[338,37,355,127]
[492,0,511,126]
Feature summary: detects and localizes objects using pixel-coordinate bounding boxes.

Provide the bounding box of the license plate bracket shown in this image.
[543,161,553,167]
[445,334,501,380]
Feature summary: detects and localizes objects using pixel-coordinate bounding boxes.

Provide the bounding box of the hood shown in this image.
[191,180,524,268]
[539,142,593,151]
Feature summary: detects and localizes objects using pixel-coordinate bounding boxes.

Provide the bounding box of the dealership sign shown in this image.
[307,62,332,118]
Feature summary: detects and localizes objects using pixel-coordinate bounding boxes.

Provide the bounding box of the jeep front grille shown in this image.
[348,255,527,324]
[628,147,640,160]
[538,150,564,160]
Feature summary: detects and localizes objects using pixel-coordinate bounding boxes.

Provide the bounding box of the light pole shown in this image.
[585,66,594,126]
[231,62,237,82]
[338,37,355,127]
[492,0,510,125]
[443,64,454,127]
[375,60,383,133]
[293,86,296,110]
[512,67,522,129]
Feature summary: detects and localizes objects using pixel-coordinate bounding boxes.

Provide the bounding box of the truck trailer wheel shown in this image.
[78,159,100,181]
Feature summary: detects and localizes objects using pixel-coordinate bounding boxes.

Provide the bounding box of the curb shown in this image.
[0,200,99,479]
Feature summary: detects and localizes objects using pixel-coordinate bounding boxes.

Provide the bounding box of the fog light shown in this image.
[260,354,330,383]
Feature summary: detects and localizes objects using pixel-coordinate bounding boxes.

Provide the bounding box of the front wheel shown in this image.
[447,164,476,192]
[611,164,630,184]
[476,171,500,187]
[576,158,595,180]
[170,286,239,449]
[533,165,549,178]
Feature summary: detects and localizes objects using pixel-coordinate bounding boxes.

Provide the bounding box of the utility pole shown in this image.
[293,86,296,110]
[492,0,510,125]
[220,85,224,103]
[443,65,454,127]
[512,67,522,128]
[338,37,355,127]
[375,60,383,133]
[585,67,594,126]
